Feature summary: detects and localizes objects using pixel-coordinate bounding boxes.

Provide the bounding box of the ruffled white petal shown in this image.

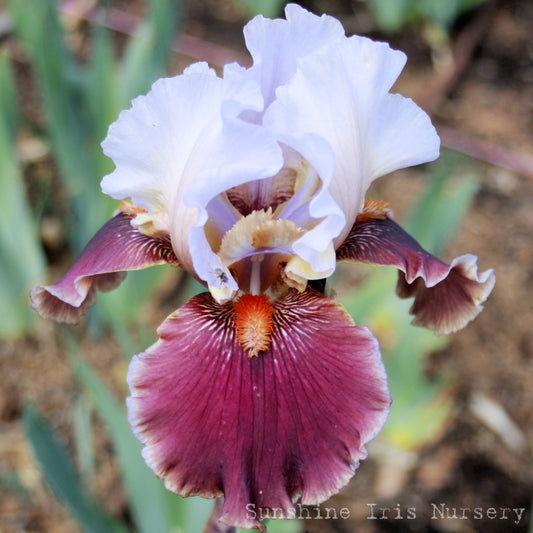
[183,104,283,299]
[236,3,345,112]
[264,34,439,247]
[367,93,440,180]
[101,66,228,218]
[275,132,345,276]
[101,63,283,293]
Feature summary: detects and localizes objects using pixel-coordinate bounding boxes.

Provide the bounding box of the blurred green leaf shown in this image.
[24,405,126,533]
[366,0,417,33]
[233,0,287,18]
[70,343,214,533]
[0,52,18,129]
[402,152,480,255]
[121,0,184,102]
[85,25,120,161]
[0,52,46,337]
[421,0,487,29]
[367,0,487,32]
[72,395,96,481]
[6,0,114,248]
[93,266,179,352]
[70,348,175,533]
[7,0,182,249]
[340,268,450,450]
[8,0,184,333]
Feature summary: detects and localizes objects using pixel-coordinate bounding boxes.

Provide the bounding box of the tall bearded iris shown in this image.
[31,5,495,531]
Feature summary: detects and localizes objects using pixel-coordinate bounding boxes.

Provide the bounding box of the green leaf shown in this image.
[0,52,18,129]
[84,24,120,162]
[380,321,450,449]
[6,0,114,247]
[23,405,126,533]
[120,0,183,103]
[402,152,480,255]
[72,396,96,481]
[340,268,451,450]
[69,343,211,533]
[420,0,487,29]
[234,0,287,18]
[367,0,488,32]
[8,0,177,331]
[0,52,46,336]
[366,0,417,33]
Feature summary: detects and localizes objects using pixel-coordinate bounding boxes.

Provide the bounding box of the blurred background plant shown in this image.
[1,0,531,532]
[0,52,47,338]
[365,0,488,33]
[237,0,488,33]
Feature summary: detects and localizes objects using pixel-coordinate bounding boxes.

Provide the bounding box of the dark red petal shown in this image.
[336,217,495,334]
[127,289,389,531]
[30,212,178,324]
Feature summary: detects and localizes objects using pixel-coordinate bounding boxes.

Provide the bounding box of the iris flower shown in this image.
[31,5,494,531]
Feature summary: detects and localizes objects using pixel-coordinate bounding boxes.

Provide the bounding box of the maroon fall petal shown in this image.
[30,212,178,324]
[336,216,495,334]
[127,289,390,531]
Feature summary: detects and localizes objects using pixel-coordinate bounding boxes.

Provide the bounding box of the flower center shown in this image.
[233,294,274,357]
[225,147,301,217]
[196,150,334,302]
[209,154,327,296]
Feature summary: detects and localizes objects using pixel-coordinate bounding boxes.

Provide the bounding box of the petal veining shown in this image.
[127,289,390,530]
[226,145,299,217]
[30,212,178,324]
[336,215,495,334]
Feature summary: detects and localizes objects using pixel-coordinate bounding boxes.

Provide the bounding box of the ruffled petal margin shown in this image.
[30,212,178,324]
[127,289,390,531]
[336,216,495,335]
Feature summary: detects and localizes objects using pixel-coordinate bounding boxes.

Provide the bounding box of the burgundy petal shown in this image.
[127,289,389,531]
[30,212,178,324]
[336,216,495,334]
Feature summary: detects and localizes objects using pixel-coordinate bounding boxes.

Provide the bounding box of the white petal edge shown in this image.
[367,93,440,181]
[183,101,284,301]
[101,63,284,293]
[276,131,346,276]
[264,35,438,247]
[237,3,346,111]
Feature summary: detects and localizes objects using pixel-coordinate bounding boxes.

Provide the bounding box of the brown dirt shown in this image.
[1,1,532,532]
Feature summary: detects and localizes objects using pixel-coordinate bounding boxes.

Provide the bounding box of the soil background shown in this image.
[1,1,532,532]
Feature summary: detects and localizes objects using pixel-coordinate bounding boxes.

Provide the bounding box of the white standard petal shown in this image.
[101,63,283,293]
[183,106,284,301]
[368,93,440,179]
[275,132,346,278]
[233,3,345,113]
[265,35,440,247]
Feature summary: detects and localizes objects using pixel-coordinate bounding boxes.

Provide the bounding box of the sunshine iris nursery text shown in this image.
[366,503,526,524]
